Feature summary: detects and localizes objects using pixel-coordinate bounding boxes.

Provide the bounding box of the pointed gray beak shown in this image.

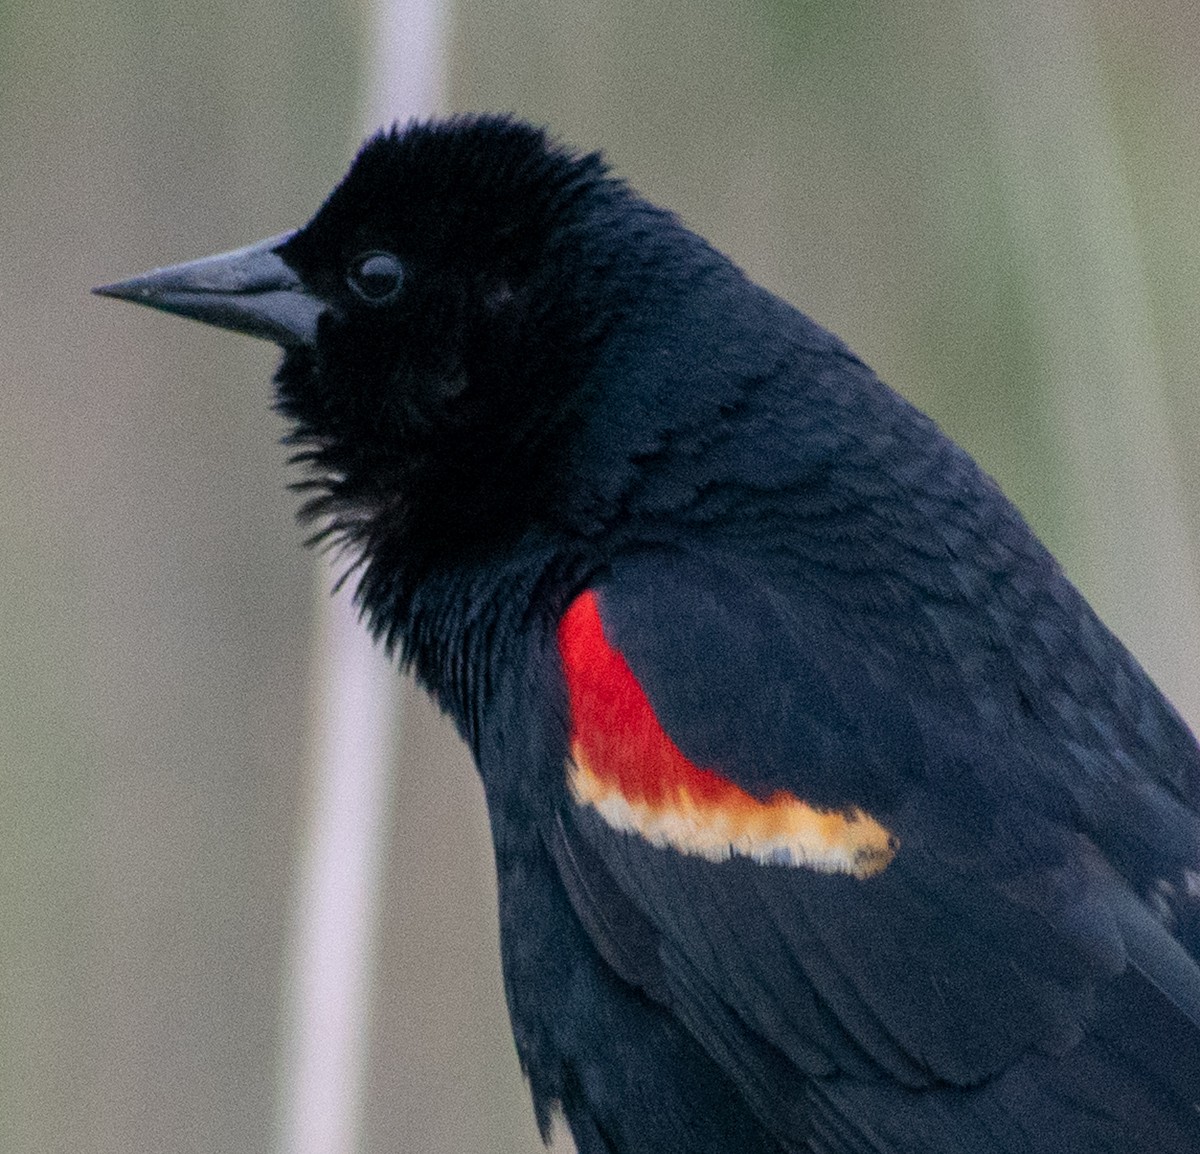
[94,231,324,350]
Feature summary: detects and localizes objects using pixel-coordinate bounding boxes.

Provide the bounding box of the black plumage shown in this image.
[96,115,1200,1153]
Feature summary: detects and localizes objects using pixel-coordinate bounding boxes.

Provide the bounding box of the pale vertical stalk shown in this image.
[365,0,446,130]
[277,591,401,1154]
[277,4,445,1153]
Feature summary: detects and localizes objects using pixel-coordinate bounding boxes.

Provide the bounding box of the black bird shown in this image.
[96,116,1200,1153]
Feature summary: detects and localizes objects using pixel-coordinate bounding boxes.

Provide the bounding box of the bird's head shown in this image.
[96,116,809,635]
[100,119,644,573]
[115,122,718,571]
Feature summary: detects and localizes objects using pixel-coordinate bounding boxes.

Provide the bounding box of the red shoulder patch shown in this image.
[557,590,896,878]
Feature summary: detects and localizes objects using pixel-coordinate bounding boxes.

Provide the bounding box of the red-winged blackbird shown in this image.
[96,116,1200,1153]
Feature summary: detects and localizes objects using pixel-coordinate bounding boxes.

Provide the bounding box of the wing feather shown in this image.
[550,548,1200,1149]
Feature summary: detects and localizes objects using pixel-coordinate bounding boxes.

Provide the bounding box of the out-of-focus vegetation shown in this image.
[4,2,1199,1152]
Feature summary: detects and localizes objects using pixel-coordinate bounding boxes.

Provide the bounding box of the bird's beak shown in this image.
[93,231,323,350]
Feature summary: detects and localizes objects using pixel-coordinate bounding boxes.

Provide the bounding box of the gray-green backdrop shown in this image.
[5,1,1200,1151]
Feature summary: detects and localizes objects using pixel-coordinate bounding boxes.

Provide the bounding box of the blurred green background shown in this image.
[5,1,1200,1151]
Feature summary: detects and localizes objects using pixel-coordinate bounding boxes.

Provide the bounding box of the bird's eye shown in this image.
[346,251,404,303]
